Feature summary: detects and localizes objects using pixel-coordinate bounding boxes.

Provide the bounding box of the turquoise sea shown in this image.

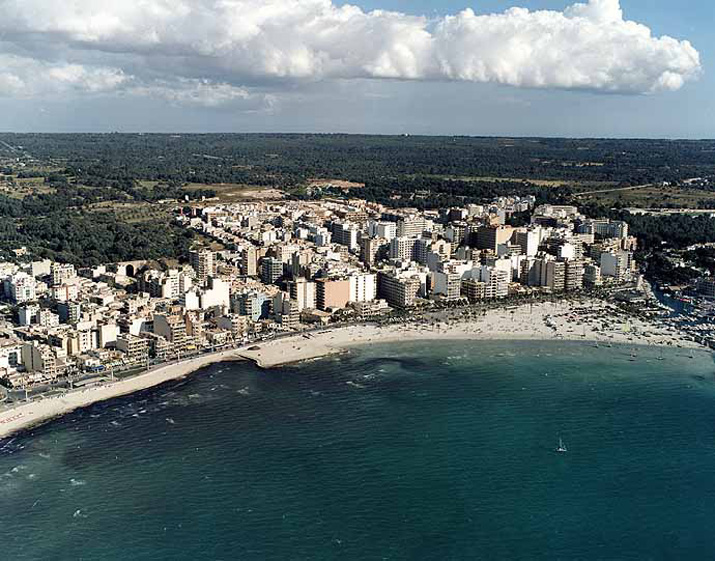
[1,340,715,560]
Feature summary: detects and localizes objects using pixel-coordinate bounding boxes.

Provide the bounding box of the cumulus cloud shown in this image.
[431,1,700,92]
[129,80,277,111]
[0,0,701,105]
[0,54,127,97]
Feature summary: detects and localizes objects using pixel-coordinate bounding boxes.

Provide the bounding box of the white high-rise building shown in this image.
[8,273,36,304]
[390,237,418,261]
[36,309,60,328]
[18,304,39,326]
[200,278,231,310]
[397,215,427,238]
[190,250,215,284]
[289,278,317,311]
[600,252,632,282]
[51,263,76,286]
[432,271,462,301]
[369,221,397,241]
[181,290,201,311]
[515,229,541,257]
[0,340,21,372]
[559,243,576,260]
[349,273,377,303]
[97,323,118,348]
[332,223,360,251]
[480,266,509,299]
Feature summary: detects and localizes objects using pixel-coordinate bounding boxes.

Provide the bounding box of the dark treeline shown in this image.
[579,206,715,282]
[618,213,715,250]
[644,253,701,285]
[304,176,573,209]
[356,176,573,208]
[578,198,715,250]
[578,205,715,250]
[0,212,194,266]
[3,134,715,186]
[0,179,214,219]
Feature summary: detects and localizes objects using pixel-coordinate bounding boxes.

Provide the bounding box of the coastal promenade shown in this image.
[0,348,246,439]
[0,299,703,439]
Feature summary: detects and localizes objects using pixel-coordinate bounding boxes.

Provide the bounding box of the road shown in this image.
[0,140,19,154]
[574,183,652,197]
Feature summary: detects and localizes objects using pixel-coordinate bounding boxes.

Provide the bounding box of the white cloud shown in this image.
[0,54,128,97]
[0,0,701,105]
[129,80,276,111]
[430,1,700,93]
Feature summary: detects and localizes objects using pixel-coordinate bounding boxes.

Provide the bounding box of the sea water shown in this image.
[1,340,714,560]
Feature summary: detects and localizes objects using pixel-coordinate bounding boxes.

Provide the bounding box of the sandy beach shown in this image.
[0,299,703,438]
[240,299,701,368]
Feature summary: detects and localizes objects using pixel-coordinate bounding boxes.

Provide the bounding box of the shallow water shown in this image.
[1,340,714,560]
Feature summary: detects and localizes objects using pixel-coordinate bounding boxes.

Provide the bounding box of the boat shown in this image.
[629,348,637,362]
[556,437,568,454]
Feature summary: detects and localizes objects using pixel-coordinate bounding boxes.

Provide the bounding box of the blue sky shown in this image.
[311,0,714,138]
[0,0,711,137]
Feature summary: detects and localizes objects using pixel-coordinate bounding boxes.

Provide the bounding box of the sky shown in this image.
[0,0,711,137]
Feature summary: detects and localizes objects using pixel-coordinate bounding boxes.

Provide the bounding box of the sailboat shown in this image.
[657,348,665,361]
[556,437,568,454]
[629,348,638,362]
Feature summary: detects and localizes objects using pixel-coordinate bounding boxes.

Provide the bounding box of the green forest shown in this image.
[3,134,715,186]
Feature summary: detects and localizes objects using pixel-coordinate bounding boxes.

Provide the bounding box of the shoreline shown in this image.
[239,299,703,368]
[0,299,706,439]
[0,349,246,439]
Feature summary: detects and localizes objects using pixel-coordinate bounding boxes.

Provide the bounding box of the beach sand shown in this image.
[0,299,701,438]
[240,300,699,368]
